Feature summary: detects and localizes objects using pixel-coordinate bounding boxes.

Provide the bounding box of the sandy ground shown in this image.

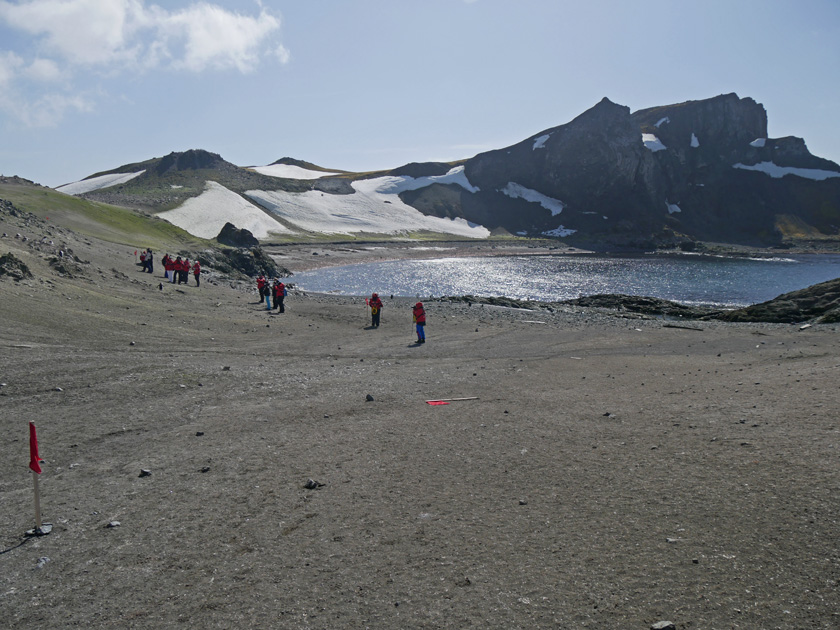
[1,221,839,629]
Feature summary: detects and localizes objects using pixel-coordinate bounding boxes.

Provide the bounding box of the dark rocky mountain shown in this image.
[449,93,840,248]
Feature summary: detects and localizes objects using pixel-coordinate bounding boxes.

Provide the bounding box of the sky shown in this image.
[1,0,839,188]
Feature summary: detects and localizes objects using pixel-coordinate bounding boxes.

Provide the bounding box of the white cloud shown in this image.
[0,0,286,72]
[0,0,287,126]
[160,4,282,73]
[26,58,61,82]
[0,50,24,86]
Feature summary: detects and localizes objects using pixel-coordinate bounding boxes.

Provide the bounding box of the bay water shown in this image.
[291,253,840,308]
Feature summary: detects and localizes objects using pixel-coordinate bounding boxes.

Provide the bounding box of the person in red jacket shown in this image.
[257,275,267,303]
[413,301,426,343]
[192,260,201,287]
[368,292,383,327]
[273,280,286,312]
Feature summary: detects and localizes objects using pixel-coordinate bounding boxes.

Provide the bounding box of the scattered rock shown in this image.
[138,469,152,478]
[200,466,211,473]
[195,431,204,436]
[304,478,325,490]
[106,521,121,528]
[365,394,374,401]
[36,557,50,568]
[651,622,676,630]
[0,252,33,281]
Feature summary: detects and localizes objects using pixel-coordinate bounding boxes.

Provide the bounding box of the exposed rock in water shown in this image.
[216,222,259,248]
[717,277,840,323]
[0,252,33,281]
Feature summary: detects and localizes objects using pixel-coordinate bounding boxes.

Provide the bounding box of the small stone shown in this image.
[129,341,135,346]
[222,366,231,371]
[36,557,50,568]
[195,431,204,436]
[179,384,186,388]
[138,469,152,478]
[54,387,63,392]
[106,521,120,528]
[651,622,676,630]
[519,499,527,505]
[304,478,324,490]
[365,394,374,402]
[200,466,210,473]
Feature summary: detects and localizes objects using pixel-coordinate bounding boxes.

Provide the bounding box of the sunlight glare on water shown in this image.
[291,254,840,307]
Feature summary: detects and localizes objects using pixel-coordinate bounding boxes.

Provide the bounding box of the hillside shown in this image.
[50,94,840,248]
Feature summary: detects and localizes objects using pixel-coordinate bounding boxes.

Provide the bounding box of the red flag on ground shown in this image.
[29,422,42,474]
[425,401,450,405]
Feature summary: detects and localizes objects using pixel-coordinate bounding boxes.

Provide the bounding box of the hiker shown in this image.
[192,260,201,287]
[146,249,153,274]
[413,301,426,344]
[139,250,147,272]
[369,292,383,327]
[162,254,171,280]
[181,258,190,285]
[173,257,182,283]
[257,275,267,303]
[273,280,286,313]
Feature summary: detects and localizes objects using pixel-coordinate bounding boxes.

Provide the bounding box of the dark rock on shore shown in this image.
[717,276,840,323]
[216,222,259,248]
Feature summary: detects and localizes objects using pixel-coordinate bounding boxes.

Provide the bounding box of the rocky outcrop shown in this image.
[0,252,32,281]
[716,277,840,323]
[216,222,259,248]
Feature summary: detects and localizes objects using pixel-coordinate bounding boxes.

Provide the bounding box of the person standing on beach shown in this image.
[413,302,426,343]
[369,292,383,327]
[192,260,201,287]
[273,280,286,313]
[146,250,153,274]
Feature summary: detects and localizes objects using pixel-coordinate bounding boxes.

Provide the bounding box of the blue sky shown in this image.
[1,0,839,188]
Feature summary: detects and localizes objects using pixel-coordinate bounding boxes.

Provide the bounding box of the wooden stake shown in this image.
[32,470,42,531]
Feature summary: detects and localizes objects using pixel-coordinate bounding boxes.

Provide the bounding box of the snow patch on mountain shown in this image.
[733,161,840,181]
[749,138,767,148]
[246,168,488,237]
[533,134,551,150]
[249,164,340,179]
[654,117,670,128]
[642,134,667,152]
[501,182,565,216]
[543,225,576,237]
[56,171,145,195]
[157,181,295,239]
[690,133,700,148]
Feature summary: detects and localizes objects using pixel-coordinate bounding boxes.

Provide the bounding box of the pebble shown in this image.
[366,394,374,401]
[651,622,675,630]
[36,557,50,568]
[304,478,324,489]
[138,469,152,478]
[106,521,120,528]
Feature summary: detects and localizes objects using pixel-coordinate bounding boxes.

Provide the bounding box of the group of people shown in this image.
[366,292,427,344]
[139,249,154,273]
[163,254,201,286]
[256,274,286,312]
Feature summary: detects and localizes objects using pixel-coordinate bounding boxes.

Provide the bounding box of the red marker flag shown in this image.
[29,422,42,474]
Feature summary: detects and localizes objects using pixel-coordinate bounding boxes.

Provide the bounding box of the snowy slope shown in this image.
[157,181,296,239]
[56,171,145,195]
[246,166,489,238]
[249,164,340,179]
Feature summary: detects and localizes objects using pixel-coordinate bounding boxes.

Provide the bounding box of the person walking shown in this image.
[146,249,154,274]
[162,254,171,281]
[413,301,426,344]
[369,292,383,327]
[192,260,201,287]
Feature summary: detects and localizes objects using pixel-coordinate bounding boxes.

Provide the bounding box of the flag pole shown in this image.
[33,470,43,530]
[26,422,51,536]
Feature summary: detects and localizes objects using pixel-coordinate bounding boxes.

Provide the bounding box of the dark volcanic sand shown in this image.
[1,225,838,629]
